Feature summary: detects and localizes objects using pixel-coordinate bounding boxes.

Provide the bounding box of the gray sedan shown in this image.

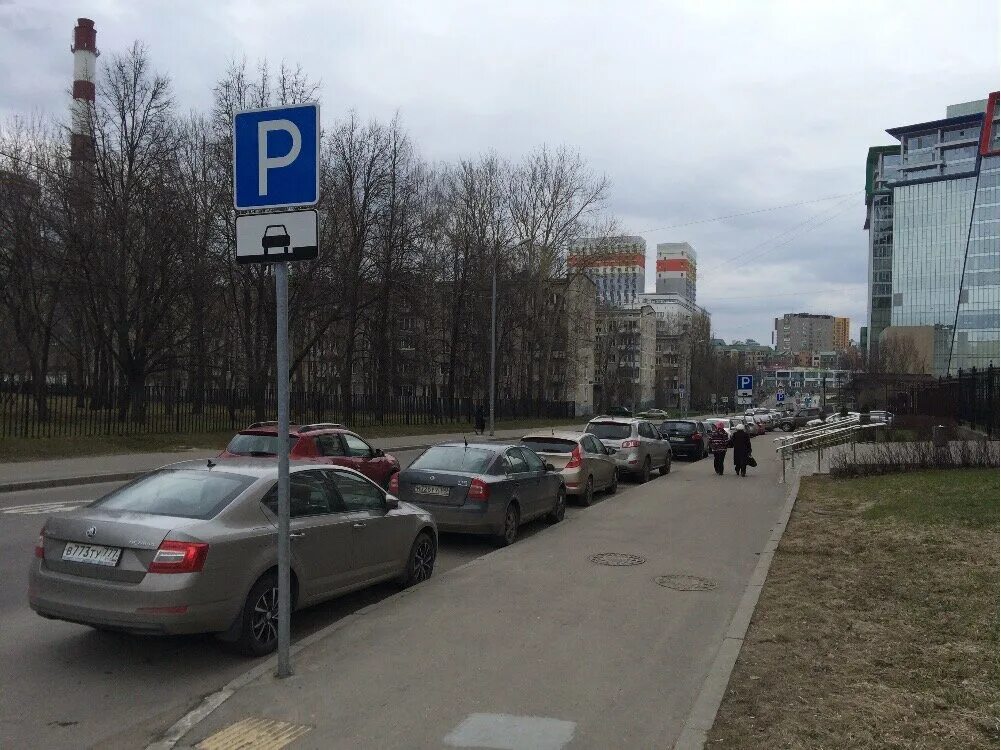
[393,442,566,546]
[29,459,437,656]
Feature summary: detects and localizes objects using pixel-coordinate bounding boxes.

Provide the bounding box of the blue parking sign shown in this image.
[233,103,319,210]
[737,375,753,391]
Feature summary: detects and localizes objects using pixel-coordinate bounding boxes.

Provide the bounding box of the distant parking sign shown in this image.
[233,103,320,210]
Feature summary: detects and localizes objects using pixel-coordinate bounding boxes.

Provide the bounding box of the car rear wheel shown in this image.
[579,477,594,507]
[607,471,618,494]
[235,574,280,656]
[782,422,794,432]
[400,531,436,588]
[547,487,566,523]
[637,457,651,483]
[494,503,520,547]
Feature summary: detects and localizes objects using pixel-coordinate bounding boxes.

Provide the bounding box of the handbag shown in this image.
[747,456,757,468]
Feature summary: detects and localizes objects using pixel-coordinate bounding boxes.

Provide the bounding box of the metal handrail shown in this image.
[776,421,887,483]
[774,416,860,446]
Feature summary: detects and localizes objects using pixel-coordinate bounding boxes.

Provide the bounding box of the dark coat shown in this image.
[731,429,752,466]
[474,406,486,430]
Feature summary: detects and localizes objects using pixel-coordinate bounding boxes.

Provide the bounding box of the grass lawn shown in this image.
[0,417,580,463]
[708,469,999,749]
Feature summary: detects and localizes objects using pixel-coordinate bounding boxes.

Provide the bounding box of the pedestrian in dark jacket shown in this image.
[474,404,486,435]
[708,422,729,476]
[731,422,752,477]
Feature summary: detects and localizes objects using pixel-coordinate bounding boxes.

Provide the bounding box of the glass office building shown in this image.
[864,92,1000,374]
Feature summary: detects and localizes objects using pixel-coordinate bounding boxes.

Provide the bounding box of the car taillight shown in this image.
[566,445,583,469]
[621,439,640,449]
[34,528,45,559]
[148,540,209,574]
[467,478,490,502]
[388,473,400,494]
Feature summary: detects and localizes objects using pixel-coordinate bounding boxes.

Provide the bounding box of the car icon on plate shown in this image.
[262,225,291,255]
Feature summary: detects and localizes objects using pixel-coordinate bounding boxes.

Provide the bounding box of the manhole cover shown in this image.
[590,553,646,566]
[655,574,718,591]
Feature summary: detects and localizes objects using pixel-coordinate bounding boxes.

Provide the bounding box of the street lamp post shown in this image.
[489,239,532,437]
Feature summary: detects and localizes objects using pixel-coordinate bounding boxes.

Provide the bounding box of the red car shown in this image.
[219,422,401,488]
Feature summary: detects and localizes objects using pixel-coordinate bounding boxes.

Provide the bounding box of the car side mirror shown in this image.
[374,448,385,457]
[605,446,613,455]
[545,463,556,472]
[385,494,399,509]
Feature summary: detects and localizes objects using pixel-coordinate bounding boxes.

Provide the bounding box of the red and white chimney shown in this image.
[70,18,98,164]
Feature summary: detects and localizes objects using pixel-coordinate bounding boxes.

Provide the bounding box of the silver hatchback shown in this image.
[29,459,437,655]
[584,417,672,482]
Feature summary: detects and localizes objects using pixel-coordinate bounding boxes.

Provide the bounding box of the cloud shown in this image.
[1,0,998,344]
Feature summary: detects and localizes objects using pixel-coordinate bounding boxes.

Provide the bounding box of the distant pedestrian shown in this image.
[474,404,486,435]
[731,422,752,477]
[708,422,729,476]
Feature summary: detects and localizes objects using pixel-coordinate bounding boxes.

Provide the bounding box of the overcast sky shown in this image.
[2,0,998,344]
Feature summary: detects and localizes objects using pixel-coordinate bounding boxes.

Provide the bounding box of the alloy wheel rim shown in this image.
[251,587,279,645]
[585,479,593,504]
[413,539,435,582]
[557,491,566,519]
[505,509,518,542]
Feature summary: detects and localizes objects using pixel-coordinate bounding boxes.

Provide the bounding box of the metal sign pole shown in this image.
[275,261,292,678]
[489,263,496,437]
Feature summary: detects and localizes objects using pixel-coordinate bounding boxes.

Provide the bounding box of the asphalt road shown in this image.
[0,445,696,750]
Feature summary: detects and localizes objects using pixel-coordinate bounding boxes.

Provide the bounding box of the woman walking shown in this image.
[708,422,729,476]
[731,422,752,477]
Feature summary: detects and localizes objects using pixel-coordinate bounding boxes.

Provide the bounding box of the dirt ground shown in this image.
[707,469,999,749]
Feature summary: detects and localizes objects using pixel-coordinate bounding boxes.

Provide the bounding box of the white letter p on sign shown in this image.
[258,119,302,196]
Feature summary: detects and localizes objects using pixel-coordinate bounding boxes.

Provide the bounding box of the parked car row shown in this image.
[30,417,681,658]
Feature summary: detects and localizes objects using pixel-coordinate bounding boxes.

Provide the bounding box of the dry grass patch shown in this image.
[708,469,999,749]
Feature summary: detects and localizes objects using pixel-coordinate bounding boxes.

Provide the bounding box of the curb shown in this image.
[144,542,506,749]
[0,443,439,495]
[672,472,802,750]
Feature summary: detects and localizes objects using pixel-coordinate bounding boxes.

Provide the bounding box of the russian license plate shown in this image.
[62,542,122,567]
[669,437,685,442]
[414,484,450,497]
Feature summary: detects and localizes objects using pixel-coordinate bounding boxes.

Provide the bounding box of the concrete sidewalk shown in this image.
[167,448,789,750]
[0,425,583,493]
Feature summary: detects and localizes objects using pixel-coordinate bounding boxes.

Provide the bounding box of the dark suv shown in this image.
[219,422,401,487]
[658,420,708,460]
[778,408,822,432]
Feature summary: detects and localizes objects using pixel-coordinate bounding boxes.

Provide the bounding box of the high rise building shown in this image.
[655,242,697,302]
[864,91,999,374]
[569,236,646,306]
[774,313,835,354]
[833,317,850,351]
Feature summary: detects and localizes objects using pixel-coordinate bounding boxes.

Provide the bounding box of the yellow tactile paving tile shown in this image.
[196,716,311,750]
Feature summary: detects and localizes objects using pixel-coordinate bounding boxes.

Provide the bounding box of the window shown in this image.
[224,433,296,456]
[582,436,603,454]
[892,293,903,307]
[316,435,345,456]
[586,422,632,440]
[520,437,576,454]
[93,469,255,520]
[262,470,341,518]
[638,422,656,438]
[328,470,385,511]
[342,434,372,458]
[522,449,546,473]
[411,446,496,473]
[504,448,530,473]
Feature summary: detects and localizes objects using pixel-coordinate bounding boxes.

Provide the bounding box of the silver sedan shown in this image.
[29,459,437,655]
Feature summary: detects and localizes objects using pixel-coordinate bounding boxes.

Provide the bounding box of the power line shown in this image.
[635,191,861,234]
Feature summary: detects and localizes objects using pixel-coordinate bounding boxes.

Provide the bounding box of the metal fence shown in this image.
[846,366,999,436]
[0,383,576,439]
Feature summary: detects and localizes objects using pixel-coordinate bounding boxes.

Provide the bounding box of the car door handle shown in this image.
[352,522,367,529]
[289,531,306,538]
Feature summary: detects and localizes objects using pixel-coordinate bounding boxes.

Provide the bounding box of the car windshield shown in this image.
[410,446,496,473]
[226,433,297,456]
[586,422,632,440]
[520,438,578,454]
[90,469,256,519]
[661,421,696,434]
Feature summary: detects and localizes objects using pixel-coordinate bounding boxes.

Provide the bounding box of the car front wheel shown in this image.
[547,487,566,523]
[400,531,436,587]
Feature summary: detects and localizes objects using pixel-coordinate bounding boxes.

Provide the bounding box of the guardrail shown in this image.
[774,419,887,483]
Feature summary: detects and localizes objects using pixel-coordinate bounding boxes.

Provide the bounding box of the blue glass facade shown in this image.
[865,95,1000,375]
